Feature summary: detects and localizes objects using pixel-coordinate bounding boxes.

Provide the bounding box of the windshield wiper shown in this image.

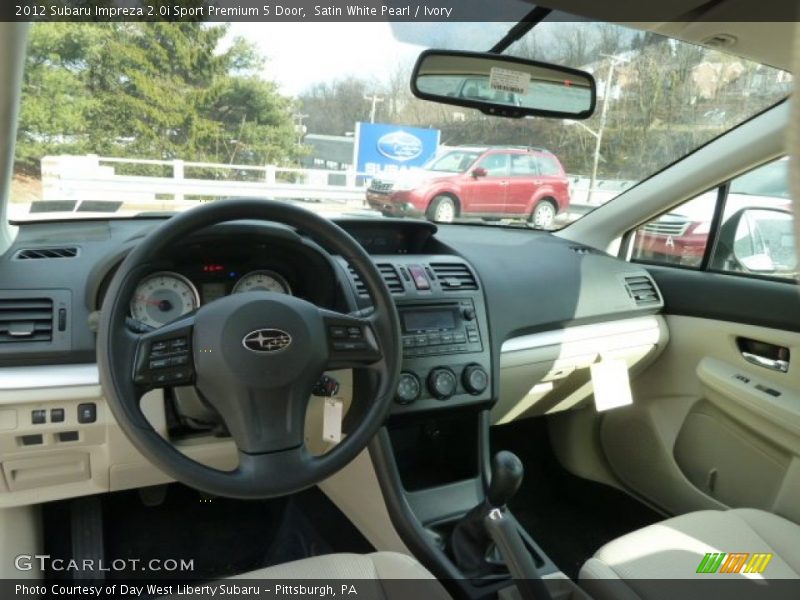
[489,5,552,54]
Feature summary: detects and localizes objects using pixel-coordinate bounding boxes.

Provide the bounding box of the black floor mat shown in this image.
[491,417,664,580]
[42,483,373,581]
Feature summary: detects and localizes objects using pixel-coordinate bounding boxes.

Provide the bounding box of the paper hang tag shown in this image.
[322,397,344,444]
[590,357,633,412]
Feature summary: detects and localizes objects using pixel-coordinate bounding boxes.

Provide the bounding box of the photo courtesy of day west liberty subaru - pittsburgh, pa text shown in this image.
[37,3,455,19]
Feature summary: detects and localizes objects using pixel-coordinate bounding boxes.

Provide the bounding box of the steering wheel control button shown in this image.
[77,403,97,424]
[428,367,457,400]
[332,340,368,351]
[396,372,421,405]
[347,326,363,339]
[329,326,347,338]
[51,408,65,423]
[170,337,188,351]
[149,358,170,370]
[31,409,46,424]
[462,364,489,395]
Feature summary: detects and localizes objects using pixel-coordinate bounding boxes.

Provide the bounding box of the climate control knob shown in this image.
[428,367,457,400]
[462,364,489,395]
[395,372,421,405]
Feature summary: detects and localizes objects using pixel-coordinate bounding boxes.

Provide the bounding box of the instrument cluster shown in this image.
[130,265,294,328]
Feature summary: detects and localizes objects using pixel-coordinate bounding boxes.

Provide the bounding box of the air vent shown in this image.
[347,266,369,297]
[14,247,78,260]
[569,245,599,255]
[347,264,404,296]
[430,262,478,291]
[377,263,404,294]
[0,298,54,343]
[624,275,661,307]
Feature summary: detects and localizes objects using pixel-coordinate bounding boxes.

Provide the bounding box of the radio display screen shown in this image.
[402,309,456,332]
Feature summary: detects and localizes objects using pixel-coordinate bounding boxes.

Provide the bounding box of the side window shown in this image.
[536,154,562,176]
[510,155,536,176]
[713,159,795,280]
[478,153,510,177]
[630,158,795,280]
[631,190,718,268]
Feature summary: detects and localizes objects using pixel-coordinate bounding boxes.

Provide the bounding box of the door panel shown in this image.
[647,265,800,332]
[602,312,800,524]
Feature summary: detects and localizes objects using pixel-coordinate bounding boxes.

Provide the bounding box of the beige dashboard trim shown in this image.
[0,364,99,390]
[501,316,663,355]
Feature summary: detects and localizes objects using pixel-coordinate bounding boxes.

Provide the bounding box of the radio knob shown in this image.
[428,367,457,400]
[462,364,489,395]
[395,372,421,405]
[462,307,477,321]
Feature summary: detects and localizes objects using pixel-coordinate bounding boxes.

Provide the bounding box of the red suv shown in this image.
[366,146,570,228]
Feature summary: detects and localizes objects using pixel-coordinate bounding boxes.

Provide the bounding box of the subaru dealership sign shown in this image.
[354,122,440,175]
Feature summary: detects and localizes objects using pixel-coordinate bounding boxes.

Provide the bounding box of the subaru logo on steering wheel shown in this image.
[242,329,292,353]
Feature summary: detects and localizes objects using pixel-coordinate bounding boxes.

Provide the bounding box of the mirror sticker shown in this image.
[489,67,531,96]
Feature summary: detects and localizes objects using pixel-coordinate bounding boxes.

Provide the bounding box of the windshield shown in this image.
[10,21,791,229]
[426,151,482,173]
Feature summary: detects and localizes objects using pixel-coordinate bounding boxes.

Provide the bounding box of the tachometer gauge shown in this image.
[130,272,200,329]
[232,270,292,295]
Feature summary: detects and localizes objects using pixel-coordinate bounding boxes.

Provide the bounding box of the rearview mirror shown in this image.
[411,50,596,119]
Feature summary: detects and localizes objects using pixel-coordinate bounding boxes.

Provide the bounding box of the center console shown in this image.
[395,298,490,411]
[341,248,583,599]
[341,254,492,415]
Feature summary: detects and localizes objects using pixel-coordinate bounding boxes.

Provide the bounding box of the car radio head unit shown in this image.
[400,300,481,357]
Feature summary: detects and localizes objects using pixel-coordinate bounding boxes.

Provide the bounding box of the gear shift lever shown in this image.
[487,450,524,507]
[450,450,525,575]
[450,450,552,599]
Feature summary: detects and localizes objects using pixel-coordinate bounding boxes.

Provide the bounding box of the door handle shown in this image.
[741,351,789,373]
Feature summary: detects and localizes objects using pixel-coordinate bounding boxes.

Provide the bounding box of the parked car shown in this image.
[366,145,570,227]
[633,158,791,266]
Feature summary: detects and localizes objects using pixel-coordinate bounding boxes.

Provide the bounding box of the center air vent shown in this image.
[347,264,404,296]
[624,275,661,307]
[0,298,54,343]
[14,247,78,260]
[430,262,478,291]
[377,263,404,294]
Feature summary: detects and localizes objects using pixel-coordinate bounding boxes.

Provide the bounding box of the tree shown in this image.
[298,77,374,136]
[15,22,299,174]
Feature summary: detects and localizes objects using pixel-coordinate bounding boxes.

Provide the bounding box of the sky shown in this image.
[227,22,511,97]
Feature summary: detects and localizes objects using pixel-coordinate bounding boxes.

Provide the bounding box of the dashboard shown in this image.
[0,215,665,416]
[0,215,666,509]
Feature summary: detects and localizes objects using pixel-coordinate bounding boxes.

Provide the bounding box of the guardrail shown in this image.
[36,155,630,219]
[41,155,370,206]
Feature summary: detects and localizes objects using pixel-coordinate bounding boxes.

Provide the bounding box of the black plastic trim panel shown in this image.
[645,265,800,332]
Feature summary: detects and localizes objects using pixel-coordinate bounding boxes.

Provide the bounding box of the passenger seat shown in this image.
[580,509,800,599]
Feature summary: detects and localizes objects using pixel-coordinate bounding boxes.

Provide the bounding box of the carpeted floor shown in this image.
[491,416,665,579]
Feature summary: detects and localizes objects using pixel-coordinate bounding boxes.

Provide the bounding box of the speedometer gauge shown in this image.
[130,272,200,329]
[232,270,292,295]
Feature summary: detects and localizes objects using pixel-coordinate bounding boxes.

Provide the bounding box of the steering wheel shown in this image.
[97,199,401,499]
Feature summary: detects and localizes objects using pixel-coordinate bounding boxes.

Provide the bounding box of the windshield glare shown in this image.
[9,21,791,230]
